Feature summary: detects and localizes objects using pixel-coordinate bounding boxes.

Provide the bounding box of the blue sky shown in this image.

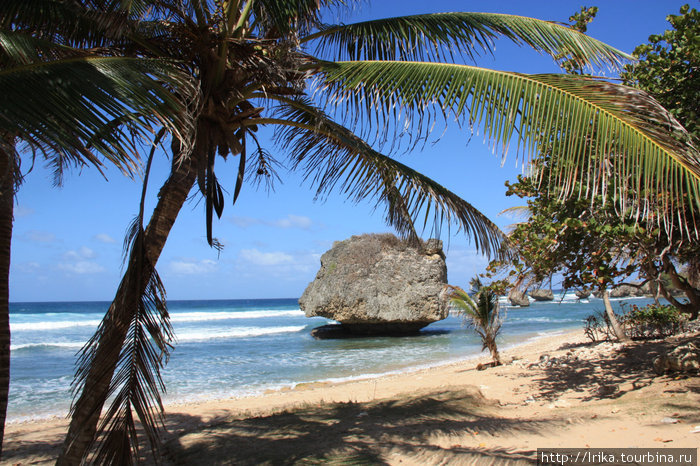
[10,0,690,302]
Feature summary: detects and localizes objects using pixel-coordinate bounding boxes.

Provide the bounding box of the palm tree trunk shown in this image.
[0,145,15,459]
[489,342,501,366]
[57,154,197,465]
[601,289,630,342]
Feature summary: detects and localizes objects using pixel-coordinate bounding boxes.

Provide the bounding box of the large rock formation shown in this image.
[300,234,449,336]
[529,289,554,301]
[508,289,530,307]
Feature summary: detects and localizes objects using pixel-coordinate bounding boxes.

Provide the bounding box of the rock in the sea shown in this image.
[508,289,530,307]
[575,289,591,299]
[300,234,449,336]
[653,342,700,375]
[610,283,651,298]
[529,289,554,301]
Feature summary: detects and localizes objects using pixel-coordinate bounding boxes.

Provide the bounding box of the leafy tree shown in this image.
[449,278,502,366]
[484,5,700,343]
[620,4,699,142]
[0,1,186,457]
[620,4,700,315]
[55,1,700,463]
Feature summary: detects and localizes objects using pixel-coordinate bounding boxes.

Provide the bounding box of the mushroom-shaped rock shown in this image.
[300,234,449,336]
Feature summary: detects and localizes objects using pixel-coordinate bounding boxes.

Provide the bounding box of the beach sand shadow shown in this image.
[162,386,546,465]
[535,333,700,403]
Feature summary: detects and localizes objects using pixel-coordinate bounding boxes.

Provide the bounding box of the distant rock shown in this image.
[610,283,652,298]
[529,289,554,301]
[575,289,591,299]
[300,234,449,336]
[508,289,530,307]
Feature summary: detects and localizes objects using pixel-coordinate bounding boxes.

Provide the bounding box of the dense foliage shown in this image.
[484,5,700,322]
[620,4,699,142]
[584,303,687,342]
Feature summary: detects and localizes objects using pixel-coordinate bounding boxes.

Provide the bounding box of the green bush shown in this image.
[623,303,687,339]
[584,303,687,342]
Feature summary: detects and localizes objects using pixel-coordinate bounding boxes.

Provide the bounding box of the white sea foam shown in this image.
[11,342,84,351]
[176,325,306,342]
[9,309,304,332]
[169,309,304,323]
[11,320,101,331]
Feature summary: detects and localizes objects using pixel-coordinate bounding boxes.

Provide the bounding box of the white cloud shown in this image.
[168,259,217,275]
[274,215,312,229]
[16,261,41,273]
[63,246,97,261]
[230,214,313,230]
[57,261,105,274]
[230,216,263,228]
[57,246,103,274]
[94,233,117,244]
[14,206,34,218]
[239,249,294,266]
[21,230,56,243]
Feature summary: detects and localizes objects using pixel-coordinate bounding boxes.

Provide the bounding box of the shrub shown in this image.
[584,303,687,342]
[623,303,687,339]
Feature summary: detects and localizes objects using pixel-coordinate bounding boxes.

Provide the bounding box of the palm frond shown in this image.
[315,60,700,236]
[71,139,174,464]
[93,252,172,465]
[1,0,135,48]
[267,97,508,257]
[252,0,330,37]
[0,56,189,182]
[304,12,631,69]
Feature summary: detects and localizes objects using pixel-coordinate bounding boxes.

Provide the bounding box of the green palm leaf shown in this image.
[253,0,347,37]
[0,55,188,182]
[266,97,507,257]
[316,60,700,234]
[304,12,632,68]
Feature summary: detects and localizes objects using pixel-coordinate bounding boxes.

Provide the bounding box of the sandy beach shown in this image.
[3,328,699,465]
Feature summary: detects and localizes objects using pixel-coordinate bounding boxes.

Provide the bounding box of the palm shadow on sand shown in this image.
[163,386,550,465]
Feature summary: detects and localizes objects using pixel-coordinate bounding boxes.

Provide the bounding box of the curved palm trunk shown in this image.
[487,339,501,366]
[57,155,197,465]
[0,146,15,458]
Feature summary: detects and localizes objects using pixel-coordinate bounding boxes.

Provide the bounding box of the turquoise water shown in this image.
[8,293,655,422]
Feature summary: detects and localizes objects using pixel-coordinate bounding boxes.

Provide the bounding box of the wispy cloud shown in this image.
[273,215,312,229]
[14,206,34,218]
[15,261,41,273]
[230,214,313,230]
[168,258,217,275]
[57,246,104,274]
[94,233,117,244]
[57,261,105,274]
[21,230,56,243]
[239,249,294,266]
[63,246,97,261]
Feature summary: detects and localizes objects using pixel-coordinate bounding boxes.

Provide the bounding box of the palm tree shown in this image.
[450,278,502,366]
[58,1,700,463]
[0,1,188,457]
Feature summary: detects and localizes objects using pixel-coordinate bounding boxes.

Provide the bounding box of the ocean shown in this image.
[8,293,655,422]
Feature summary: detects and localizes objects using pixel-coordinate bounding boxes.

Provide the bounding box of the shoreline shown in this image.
[5,327,699,464]
[4,325,581,426]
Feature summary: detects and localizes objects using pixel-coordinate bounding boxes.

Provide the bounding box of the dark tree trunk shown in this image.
[662,256,700,320]
[57,155,197,465]
[0,145,15,459]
